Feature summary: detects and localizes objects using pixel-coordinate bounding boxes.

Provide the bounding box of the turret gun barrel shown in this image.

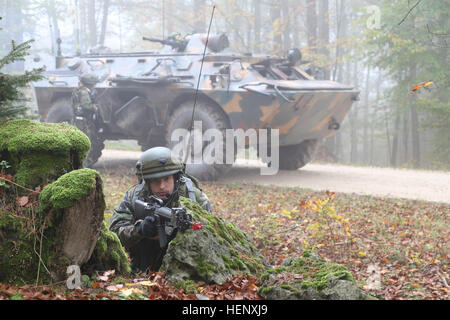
[142,36,187,51]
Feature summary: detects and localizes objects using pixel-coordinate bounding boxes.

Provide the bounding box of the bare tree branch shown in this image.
[397,0,422,25]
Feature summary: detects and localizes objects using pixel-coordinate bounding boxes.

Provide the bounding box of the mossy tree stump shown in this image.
[0,119,90,190]
[0,120,130,284]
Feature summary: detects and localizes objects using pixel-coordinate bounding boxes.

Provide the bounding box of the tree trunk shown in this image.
[350,62,359,163]
[384,105,392,166]
[306,0,317,54]
[349,106,358,163]
[98,0,110,46]
[79,0,87,51]
[318,0,330,79]
[270,1,282,55]
[253,0,261,53]
[332,0,346,81]
[281,0,291,53]
[370,74,382,165]
[402,110,409,165]
[410,105,421,167]
[45,0,61,57]
[0,120,129,284]
[390,112,401,167]
[87,0,97,48]
[193,0,206,33]
[165,0,174,36]
[362,64,371,164]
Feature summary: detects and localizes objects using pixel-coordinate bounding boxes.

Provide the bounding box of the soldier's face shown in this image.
[146,175,175,200]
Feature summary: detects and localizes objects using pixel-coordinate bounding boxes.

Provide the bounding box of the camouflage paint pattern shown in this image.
[33,33,359,147]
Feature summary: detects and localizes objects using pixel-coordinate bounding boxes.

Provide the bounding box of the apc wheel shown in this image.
[166,100,234,181]
[279,139,318,170]
[45,98,74,123]
[46,98,104,168]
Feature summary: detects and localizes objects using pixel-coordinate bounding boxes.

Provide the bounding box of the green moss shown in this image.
[259,252,356,296]
[10,293,23,300]
[311,263,354,290]
[0,119,90,157]
[176,280,197,294]
[194,255,217,276]
[163,197,267,284]
[0,208,58,285]
[39,169,102,210]
[180,196,254,248]
[88,221,131,275]
[257,286,274,295]
[0,120,90,189]
[0,121,112,284]
[14,153,70,188]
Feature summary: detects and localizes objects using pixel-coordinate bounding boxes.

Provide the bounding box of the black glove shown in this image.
[137,216,157,237]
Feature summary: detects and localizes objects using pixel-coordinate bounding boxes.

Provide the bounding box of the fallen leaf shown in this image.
[138,281,157,287]
[120,288,145,297]
[106,284,123,292]
[16,196,28,207]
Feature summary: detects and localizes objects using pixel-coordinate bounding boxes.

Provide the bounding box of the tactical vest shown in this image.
[72,87,95,116]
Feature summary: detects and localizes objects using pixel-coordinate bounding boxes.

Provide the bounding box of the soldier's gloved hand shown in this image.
[137,216,157,238]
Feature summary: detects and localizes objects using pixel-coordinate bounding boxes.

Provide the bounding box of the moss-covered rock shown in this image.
[160,197,268,285]
[0,119,90,189]
[257,251,362,300]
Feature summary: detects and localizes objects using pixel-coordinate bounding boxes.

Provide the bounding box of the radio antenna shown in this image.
[183,5,216,165]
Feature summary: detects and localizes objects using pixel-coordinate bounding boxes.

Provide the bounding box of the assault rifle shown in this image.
[142,36,187,51]
[134,195,202,248]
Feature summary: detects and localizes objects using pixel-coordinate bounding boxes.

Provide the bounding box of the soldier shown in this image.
[109,146,211,273]
[72,74,103,137]
[72,74,104,166]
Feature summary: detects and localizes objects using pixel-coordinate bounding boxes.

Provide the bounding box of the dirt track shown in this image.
[94,149,450,204]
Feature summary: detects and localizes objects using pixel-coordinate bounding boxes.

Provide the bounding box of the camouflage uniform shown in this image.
[72,87,98,154]
[72,82,98,122]
[109,148,211,273]
[72,75,103,165]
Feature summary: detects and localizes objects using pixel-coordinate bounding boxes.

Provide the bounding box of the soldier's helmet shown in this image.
[136,147,184,180]
[167,32,182,41]
[79,73,99,86]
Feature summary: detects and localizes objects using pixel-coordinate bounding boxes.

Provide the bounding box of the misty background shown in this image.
[1,0,448,170]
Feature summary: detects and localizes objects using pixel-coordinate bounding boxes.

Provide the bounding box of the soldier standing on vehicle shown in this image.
[109,146,211,273]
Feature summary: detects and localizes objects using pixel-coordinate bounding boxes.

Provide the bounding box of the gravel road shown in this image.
[94,149,450,204]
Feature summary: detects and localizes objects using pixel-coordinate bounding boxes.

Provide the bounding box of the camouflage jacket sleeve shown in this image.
[109,187,144,249]
[194,187,212,212]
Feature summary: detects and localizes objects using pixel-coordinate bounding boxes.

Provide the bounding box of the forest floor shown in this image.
[1,152,448,300]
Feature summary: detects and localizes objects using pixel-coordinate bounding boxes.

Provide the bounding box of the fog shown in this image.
[1,0,448,171]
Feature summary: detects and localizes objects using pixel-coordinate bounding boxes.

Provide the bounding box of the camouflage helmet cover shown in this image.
[136,146,184,180]
[80,73,99,85]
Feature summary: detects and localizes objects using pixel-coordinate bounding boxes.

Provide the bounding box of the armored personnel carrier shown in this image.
[33,33,359,180]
